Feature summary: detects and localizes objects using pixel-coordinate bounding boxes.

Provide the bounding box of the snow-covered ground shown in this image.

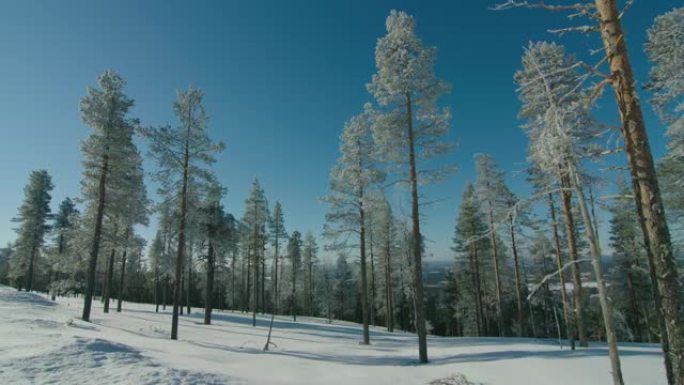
[0,285,667,385]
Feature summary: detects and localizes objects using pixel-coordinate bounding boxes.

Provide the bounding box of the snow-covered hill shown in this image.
[0,285,667,385]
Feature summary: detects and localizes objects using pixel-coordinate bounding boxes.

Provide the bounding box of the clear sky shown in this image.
[0,0,676,262]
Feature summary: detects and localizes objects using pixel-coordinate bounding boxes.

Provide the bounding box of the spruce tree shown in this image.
[10,170,53,292]
[142,87,223,339]
[368,10,454,362]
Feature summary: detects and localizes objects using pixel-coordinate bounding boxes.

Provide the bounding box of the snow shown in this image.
[0,285,667,385]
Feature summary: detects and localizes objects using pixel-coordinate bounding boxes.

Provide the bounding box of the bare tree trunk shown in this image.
[253,246,258,327]
[559,172,588,347]
[204,239,215,325]
[291,251,297,322]
[549,193,575,349]
[569,165,624,385]
[510,215,525,337]
[25,242,37,292]
[487,205,505,336]
[116,247,127,312]
[163,276,167,311]
[186,243,192,315]
[273,238,279,314]
[359,199,370,345]
[385,219,394,332]
[116,227,130,313]
[405,93,428,363]
[471,244,483,337]
[369,221,377,327]
[171,124,190,340]
[154,265,160,313]
[231,249,236,311]
[82,151,109,322]
[103,247,116,313]
[261,241,266,314]
[594,2,684,382]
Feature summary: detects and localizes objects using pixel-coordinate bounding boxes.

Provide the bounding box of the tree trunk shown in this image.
[116,228,130,313]
[171,123,190,340]
[186,244,192,315]
[385,219,394,332]
[231,249,236,311]
[273,238,279,314]
[548,193,575,348]
[359,199,370,345]
[163,276,167,311]
[487,205,505,336]
[471,244,483,337]
[82,151,109,322]
[205,239,215,325]
[154,265,159,313]
[291,251,297,322]
[253,246,258,327]
[594,2,684,382]
[369,222,377,327]
[559,172,588,347]
[116,247,127,313]
[103,247,116,314]
[25,241,37,292]
[405,93,428,363]
[569,165,624,385]
[510,215,525,337]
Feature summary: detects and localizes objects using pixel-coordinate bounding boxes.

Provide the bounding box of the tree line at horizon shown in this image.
[1,2,683,385]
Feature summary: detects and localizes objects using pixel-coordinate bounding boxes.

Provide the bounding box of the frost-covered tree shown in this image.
[452,184,489,336]
[367,10,453,362]
[374,193,398,332]
[323,104,384,344]
[303,231,318,316]
[473,154,507,336]
[648,7,684,231]
[78,71,138,322]
[242,178,269,325]
[515,40,624,385]
[148,230,165,312]
[269,201,287,313]
[527,165,574,347]
[501,183,533,338]
[142,87,223,339]
[496,2,684,381]
[47,197,79,299]
[288,230,302,321]
[646,7,684,159]
[10,170,53,292]
[201,182,227,325]
[608,175,652,342]
[515,41,589,348]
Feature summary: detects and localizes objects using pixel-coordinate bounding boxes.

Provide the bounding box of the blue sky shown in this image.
[0,0,676,262]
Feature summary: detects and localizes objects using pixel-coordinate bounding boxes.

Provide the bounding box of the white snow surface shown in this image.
[0,285,667,385]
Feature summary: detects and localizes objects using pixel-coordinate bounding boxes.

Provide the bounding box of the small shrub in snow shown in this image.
[429,374,481,385]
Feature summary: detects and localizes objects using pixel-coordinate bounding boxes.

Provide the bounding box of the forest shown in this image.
[1,1,683,385]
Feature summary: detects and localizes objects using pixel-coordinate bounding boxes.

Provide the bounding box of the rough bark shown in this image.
[570,166,624,385]
[510,215,525,337]
[103,247,116,313]
[486,206,505,336]
[359,198,370,345]
[548,193,575,349]
[559,172,588,347]
[82,151,109,322]
[170,123,190,340]
[594,2,684,383]
[116,243,128,312]
[385,218,394,332]
[204,239,215,325]
[406,93,428,363]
